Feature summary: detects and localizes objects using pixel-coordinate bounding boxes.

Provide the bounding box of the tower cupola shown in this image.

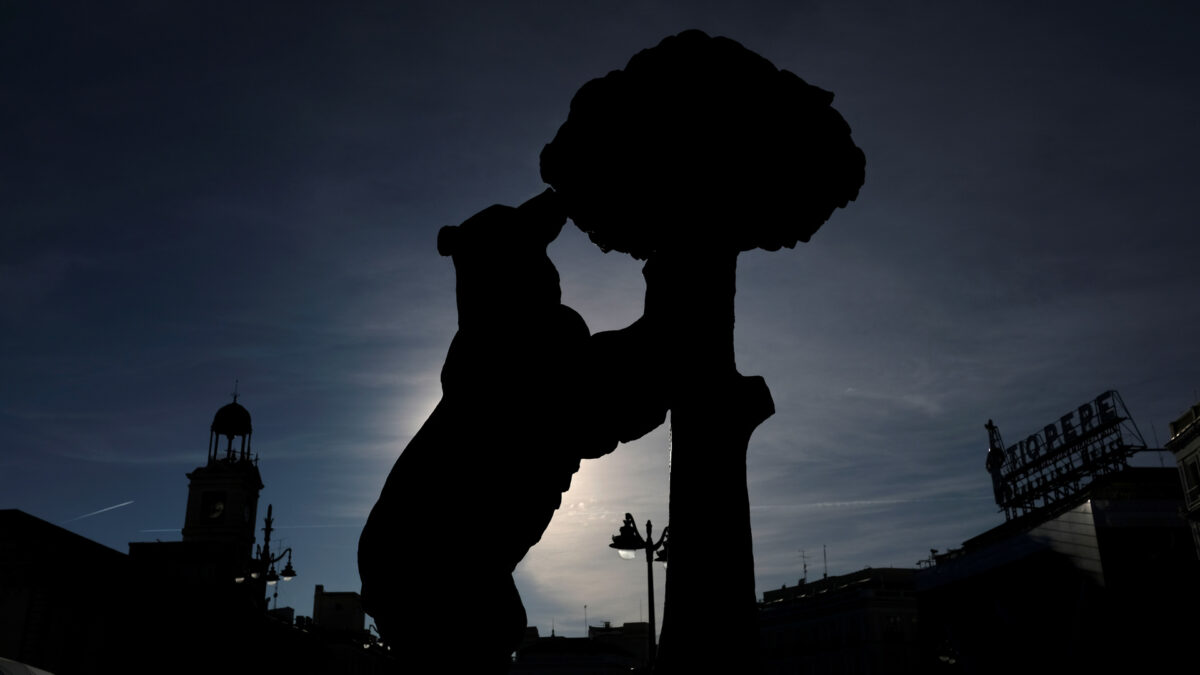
[209,393,254,463]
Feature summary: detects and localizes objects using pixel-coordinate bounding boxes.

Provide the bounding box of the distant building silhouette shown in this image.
[0,395,392,675]
[916,392,1199,671]
[588,621,650,666]
[511,625,643,674]
[758,393,1200,674]
[917,466,1198,673]
[0,509,134,673]
[128,395,266,610]
[757,469,1198,675]
[181,395,263,552]
[313,584,365,635]
[1166,400,1200,557]
[759,567,920,674]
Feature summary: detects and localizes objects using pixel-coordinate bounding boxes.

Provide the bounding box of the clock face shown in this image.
[201,491,227,521]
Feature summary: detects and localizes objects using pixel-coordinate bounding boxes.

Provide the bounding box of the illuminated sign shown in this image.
[986,390,1148,520]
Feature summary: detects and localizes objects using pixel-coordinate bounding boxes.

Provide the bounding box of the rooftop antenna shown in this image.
[799,549,808,584]
[232,378,240,403]
[823,544,828,580]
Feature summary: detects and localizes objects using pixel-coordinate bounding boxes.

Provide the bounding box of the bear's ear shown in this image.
[437,225,459,257]
[517,189,567,245]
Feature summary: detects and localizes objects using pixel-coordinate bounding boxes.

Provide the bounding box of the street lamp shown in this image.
[610,513,669,668]
[235,504,297,609]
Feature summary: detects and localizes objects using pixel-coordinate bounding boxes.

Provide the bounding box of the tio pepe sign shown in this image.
[1005,391,1120,469]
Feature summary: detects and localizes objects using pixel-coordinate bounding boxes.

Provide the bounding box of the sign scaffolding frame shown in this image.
[986,390,1148,521]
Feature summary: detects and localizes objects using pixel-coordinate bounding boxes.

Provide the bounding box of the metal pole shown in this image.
[646,520,656,669]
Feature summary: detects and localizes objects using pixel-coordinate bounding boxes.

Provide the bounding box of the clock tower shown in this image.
[181,394,264,560]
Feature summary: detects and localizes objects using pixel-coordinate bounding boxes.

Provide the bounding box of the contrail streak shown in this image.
[134,524,355,533]
[66,500,134,522]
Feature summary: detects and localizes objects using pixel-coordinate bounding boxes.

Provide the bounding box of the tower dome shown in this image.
[208,394,254,463]
[212,399,253,439]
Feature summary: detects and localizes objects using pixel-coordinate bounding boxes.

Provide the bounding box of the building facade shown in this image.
[1166,400,1200,556]
[917,467,1198,673]
[759,567,920,674]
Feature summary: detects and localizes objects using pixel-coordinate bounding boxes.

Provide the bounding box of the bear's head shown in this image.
[437,189,568,331]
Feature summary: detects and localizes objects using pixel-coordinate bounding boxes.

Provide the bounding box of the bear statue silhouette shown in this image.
[358,189,666,670]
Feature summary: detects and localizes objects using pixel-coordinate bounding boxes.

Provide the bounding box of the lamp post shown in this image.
[610,513,669,669]
[235,503,297,609]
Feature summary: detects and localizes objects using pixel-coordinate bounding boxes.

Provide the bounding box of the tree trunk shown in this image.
[646,248,774,674]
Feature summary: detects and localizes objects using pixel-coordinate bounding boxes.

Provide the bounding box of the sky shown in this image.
[4,0,1200,638]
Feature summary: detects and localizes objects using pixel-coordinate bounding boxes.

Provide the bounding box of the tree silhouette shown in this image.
[542,30,865,672]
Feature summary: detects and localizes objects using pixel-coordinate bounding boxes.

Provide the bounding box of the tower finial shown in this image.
[232,379,240,403]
